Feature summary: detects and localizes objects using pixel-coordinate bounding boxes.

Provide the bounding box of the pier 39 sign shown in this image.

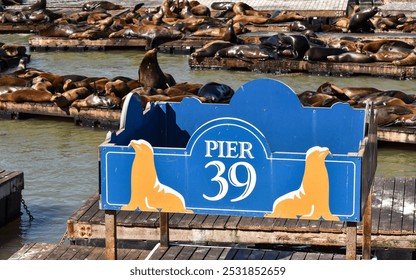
[100,78,369,222]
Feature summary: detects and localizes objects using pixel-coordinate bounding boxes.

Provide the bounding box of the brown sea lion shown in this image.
[138,48,176,90]
[191,40,235,59]
[392,52,416,66]
[1,44,26,57]
[369,50,410,62]
[108,25,183,50]
[51,86,91,107]
[0,89,52,102]
[303,46,347,61]
[268,11,305,24]
[0,75,30,87]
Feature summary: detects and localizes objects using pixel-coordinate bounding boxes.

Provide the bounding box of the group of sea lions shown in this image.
[298,81,416,127]
[191,30,416,66]
[0,47,235,110]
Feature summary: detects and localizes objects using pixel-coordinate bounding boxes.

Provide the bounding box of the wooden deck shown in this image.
[189,56,416,80]
[0,170,24,227]
[67,177,416,250]
[9,242,351,260]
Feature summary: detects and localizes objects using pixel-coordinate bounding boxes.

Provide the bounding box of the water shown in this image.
[0,33,415,260]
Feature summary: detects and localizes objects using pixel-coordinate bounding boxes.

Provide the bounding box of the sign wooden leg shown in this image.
[362,188,372,259]
[105,210,117,260]
[346,222,357,260]
[160,212,170,248]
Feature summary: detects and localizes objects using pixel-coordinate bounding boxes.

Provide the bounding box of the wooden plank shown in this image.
[68,192,99,223]
[189,214,207,229]
[72,246,95,260]
[372,177,385,234]
[142,212,160,227]
[378,177,395,233]
[212,215,230,229]
[233,248,252,260]
[116,248,131,260]
[44,245,69,260]
[169,213,185,228]
[318,253,335,260]
[247,249,266,260]
[59,246,80,260]
[221,248,238,260]
[390,177,406,234]
[189,247,209,260]
[290,251,307,260]
[175,246,196,260]
[224,216,241,229]
[305,252,321,260]
[362,186,372,260]
[201,215,219,229]
[204,247,225,260]
[346,222,357,260]
[105,210,117,260]
[159,212,170,248]
[161,245,182,260]
[78,200,100,223]
[262,250,281,260]
[89,208,105,224]
[176,213,197,228]
[402,177,416,233]
[132,211,155,226]
[148,246,168,260]
[85,246,106,260]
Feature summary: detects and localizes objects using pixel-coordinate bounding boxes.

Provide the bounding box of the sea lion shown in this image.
[138,48,176,90]
[232,14,268,25]
[0,75,30,87]
[303,46,347,61]
[268,11,305,24]
[392,52,416,66]
[163,82,202,96]
[210,2,234,11]
[197,82,234,103]
[191,40,235,59]
[277,34,310,59]
[71,93,117,110]
[0,88,52,102]
[369,50,410,62]
[327,51,374,63]
[348,6,379,33]
[214,44,273,61]
[108,25,183,50]
[51,86,91,107]
[39,23,90,37]
[82,1,123,11]
[22,0,46,12]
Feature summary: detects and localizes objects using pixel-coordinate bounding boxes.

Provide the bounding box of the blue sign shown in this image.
[100,78,372,222]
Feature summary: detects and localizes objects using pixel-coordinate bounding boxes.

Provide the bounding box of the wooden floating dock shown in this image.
[9,242,352,260]
[189,56,416,80]
[0,101,120,129]
[67,177,416,250]
[0,101,414,144]
[0,170,24,227]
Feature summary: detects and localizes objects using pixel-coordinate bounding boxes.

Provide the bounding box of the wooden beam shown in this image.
[346,222,357,260]
[159,212,170,248]
[105,210,117,260]
[362,187,373,260]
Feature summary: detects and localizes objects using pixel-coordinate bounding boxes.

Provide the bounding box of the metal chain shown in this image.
[58,229,68,246]
[21,198,34,221]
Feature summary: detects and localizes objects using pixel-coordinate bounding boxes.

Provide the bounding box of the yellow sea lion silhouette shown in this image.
[265,146,339,221]
[121,139,193,213]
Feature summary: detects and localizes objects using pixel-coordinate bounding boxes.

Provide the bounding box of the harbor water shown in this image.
[0,33,415,260]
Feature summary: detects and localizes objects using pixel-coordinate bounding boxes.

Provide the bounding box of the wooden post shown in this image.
[346,222,357,260]
[362,188,372,260]
[105,210,117,260]
[159,212,170,248]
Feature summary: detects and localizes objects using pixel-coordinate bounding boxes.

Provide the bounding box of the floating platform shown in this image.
[0,101,120,129]
[0,170,24,227]
[9,241,352,260]
[67,177,416,250]
[189,56,416,80]
[0,101,414,144]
